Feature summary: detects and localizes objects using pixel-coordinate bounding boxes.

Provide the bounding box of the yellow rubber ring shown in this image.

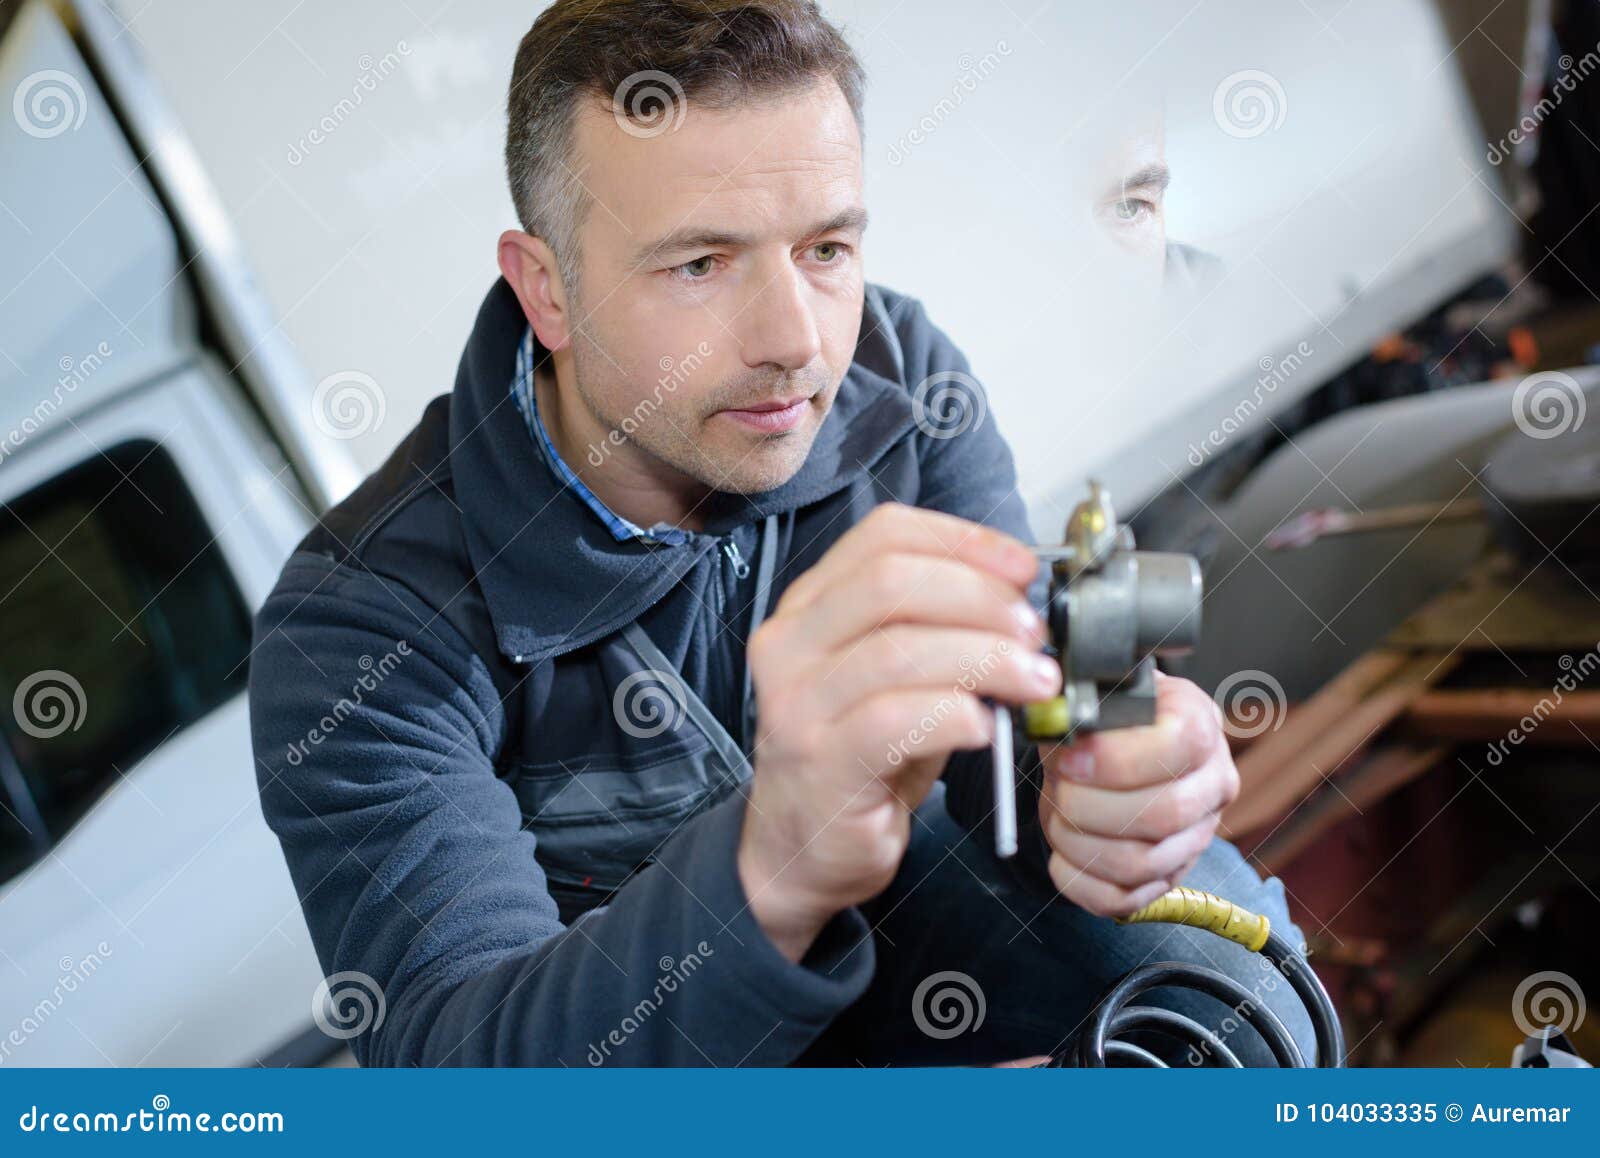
[1022,696,1070,740]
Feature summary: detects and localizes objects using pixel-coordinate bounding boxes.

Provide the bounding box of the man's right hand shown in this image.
[736,502,1060,962]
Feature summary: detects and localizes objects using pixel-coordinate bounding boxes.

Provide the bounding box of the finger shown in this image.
[788,553,1048,657]
[777,503,1039,615]
[1039,759,1233,841]
[1044,677,1220,790]
[1040,813,1216,888]
[1047,852,1172,918]
[813,626,1059,715]
[1168,853,1202,889]
[836,688,995,776]
[1045,718,1188,791]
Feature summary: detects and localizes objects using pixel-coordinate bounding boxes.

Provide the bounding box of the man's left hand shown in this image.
[1036,671,1239,917]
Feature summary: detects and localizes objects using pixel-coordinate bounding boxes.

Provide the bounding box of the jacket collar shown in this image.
[448,277,914,664]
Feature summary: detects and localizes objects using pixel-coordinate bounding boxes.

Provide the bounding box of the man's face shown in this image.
[563,76,866,496]
[1051,118,1171,372]
[1088,122,1169,293]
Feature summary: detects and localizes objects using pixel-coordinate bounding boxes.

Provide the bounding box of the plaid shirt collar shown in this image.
[509,325,692,546]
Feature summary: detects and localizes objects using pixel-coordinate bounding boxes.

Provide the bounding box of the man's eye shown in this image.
[673,255,716,279]
[811,242,849,263]
[1112,198,1154,222]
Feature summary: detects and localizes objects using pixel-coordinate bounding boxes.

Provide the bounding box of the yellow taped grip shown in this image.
[1115,886,1271,952]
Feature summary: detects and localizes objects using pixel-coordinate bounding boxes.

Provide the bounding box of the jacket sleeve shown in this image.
[249,554,874,1067]
[885,289,1058,894]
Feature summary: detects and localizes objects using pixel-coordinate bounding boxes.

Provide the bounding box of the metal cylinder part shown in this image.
[1133,552,1203,654]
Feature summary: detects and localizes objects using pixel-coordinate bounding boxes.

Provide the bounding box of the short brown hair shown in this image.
[505,0,866,290]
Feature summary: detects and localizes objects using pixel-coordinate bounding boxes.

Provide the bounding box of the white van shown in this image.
[0,0,359,1065]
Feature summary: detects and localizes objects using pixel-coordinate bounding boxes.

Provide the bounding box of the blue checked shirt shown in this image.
[510,326,692,546]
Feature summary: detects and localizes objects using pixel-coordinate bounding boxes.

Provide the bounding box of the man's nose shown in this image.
[736,262,822,372]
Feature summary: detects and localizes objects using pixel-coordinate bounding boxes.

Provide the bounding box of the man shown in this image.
[249,0,1313,1066]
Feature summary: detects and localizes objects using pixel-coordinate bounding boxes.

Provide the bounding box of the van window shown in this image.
[0,440,251,881]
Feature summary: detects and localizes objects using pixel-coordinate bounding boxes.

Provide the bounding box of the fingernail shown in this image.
[1012,601,1047,643]
[1131,880,1170,908]
[1003,538,1038,570]
[1059,748,1095,782]
[1028,653,1060,692]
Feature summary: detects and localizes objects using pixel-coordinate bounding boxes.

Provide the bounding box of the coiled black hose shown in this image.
[1050,888,1345,1068]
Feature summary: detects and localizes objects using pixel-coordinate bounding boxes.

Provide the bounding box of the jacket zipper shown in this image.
[722,535,750,579]
[719,531,758,755]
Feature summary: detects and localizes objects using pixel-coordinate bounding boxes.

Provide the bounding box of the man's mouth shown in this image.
[715,394,813,433]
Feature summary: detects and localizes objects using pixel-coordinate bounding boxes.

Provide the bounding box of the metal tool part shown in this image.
[991,481,1204,857]
[990,703,1016,858]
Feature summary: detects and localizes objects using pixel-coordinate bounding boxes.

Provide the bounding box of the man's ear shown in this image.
[498,230,572,351]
